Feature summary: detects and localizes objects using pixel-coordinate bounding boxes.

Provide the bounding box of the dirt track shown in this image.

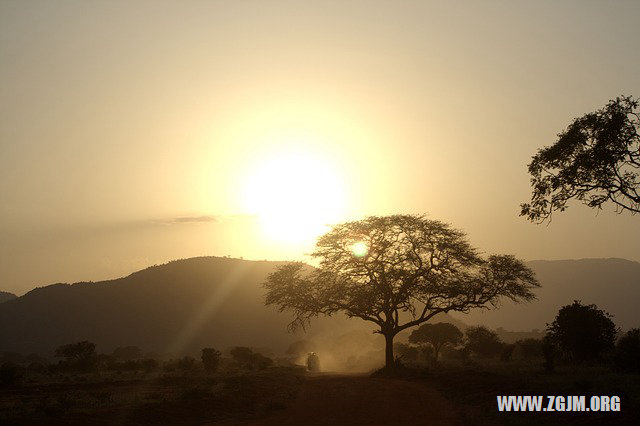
[248,374,461,425]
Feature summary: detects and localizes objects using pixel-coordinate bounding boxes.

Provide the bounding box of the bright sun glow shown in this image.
[351,241,368,257]
[242,148,347,246]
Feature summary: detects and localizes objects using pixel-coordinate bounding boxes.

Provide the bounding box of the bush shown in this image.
[55,341,97,372]
[112,346,143,361]
[515,338,544,360]
[0,362,24,386]
[465,326,504,358]
[201,348,222,372]
[393,343,419,363]
[501,344,516,362]
[612,328,640,373]
[230,347,273,370]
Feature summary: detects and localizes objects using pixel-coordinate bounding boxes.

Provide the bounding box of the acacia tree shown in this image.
[264,215,539,370]
[464,326,504,358]
[521,96,640,223]
[409,322,463,362]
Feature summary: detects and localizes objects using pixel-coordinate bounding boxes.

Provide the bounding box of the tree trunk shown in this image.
[384,333,395,370]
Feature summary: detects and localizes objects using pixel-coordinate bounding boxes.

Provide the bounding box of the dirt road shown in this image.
[249,374,461,425]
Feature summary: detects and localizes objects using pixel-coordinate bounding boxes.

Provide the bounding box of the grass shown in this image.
[418,359,640,425]
[0,367,305,424]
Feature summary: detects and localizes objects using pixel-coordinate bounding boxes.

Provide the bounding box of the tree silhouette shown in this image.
[465,326,504,358]
[521,96,640,223]
[408,322,462,362]
[201,348,222,372]
[264,214,539,370]
[55,340,97,371]
[546,301,617,362]
[613,328,640,373]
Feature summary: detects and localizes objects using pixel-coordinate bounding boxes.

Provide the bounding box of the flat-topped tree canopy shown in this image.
[264,214,540,370]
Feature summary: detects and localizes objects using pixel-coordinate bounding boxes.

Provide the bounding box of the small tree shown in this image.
[465,326,504,358]
[264,215,539,370]
[55,341,97,371]
[408,322,463,362]
[521,96,640,223]
[201,348,222,372]
[612,329,640,373]
[546,301,617,362]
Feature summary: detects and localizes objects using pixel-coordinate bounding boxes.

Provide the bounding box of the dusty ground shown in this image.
[235,374,461,426]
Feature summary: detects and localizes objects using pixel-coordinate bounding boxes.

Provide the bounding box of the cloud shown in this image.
[171,215,218,224]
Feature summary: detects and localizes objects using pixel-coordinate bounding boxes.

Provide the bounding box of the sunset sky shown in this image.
[1,0,639,295]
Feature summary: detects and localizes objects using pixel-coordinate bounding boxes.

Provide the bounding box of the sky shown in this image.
[1,0,639,295]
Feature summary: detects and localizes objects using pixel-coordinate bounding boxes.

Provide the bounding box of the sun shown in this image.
[241,148,347,246]
[351,241,368,257]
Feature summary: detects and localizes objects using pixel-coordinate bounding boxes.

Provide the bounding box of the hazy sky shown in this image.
[1,0,639,295]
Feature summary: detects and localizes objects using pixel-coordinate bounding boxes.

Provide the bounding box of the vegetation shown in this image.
[55,341,97,372]
[464,326,504,358]
[201,348,222,372]
[546,301,617,362]
[522,96,640,222]
[612,328,640,373]
[409,322,463,362]
[264,214,539,370]
[230,347,273,371]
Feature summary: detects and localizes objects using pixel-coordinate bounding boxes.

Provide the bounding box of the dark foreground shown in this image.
[1,366,638,425]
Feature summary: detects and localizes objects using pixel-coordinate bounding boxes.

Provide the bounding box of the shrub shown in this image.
[515,338,544,360]
[612,328,640,373]
[0,362,24,386]
[201,348,222,372]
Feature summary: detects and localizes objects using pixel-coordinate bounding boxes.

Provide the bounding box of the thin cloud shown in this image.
[171,216,218,224]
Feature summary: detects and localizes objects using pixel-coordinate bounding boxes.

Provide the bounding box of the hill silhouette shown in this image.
[0,257,374,357]
[1,257,638,358]
[455,258,640,331]
[0,291,16,304]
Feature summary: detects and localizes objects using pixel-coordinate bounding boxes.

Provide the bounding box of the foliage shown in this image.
[164,356,197,372]
[546,301,617,362]
[465,326,504,358]
[612,328,640,373]
[409,322,463,362]
[112,346,142,361]
[230,347,273,370]
[264,214,539,369]
[201,348,222,372]
[54,341,97,371]
[393,343,420,363]
[541,335,557,372]
[500,343,516,362]
[0,362,24,386]
[521,96,640,222]
[514,338,544,360]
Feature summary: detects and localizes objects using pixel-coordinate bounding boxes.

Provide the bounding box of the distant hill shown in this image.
[0,291,16,304]
[454,258,640,331]
[1,257,637,357]
[0,257,375,357]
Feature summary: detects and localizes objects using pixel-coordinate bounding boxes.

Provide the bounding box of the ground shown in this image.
[241,374,460,426]
[1,365,637,425]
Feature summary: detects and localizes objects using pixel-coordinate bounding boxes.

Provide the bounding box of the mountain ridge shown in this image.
[1,256,638,356]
